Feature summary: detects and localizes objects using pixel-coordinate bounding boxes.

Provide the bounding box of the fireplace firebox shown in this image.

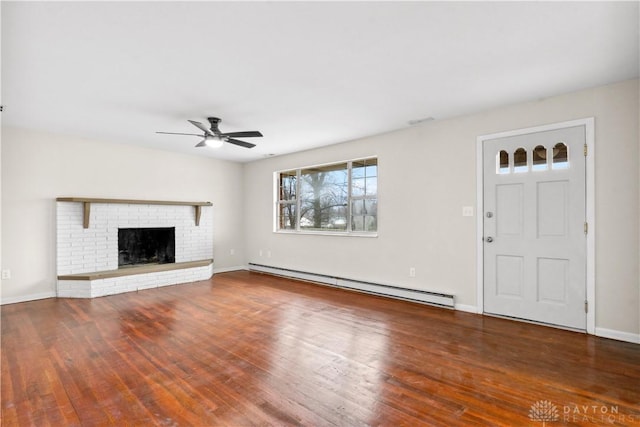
[118,227,175,268]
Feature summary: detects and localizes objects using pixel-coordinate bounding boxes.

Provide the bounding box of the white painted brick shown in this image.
[113,286,128,294]
[57,201,213,297]
[58,289,92,298]
[57,258,72,266]
[58,280,90,291]
[91,288,107,298]
[96,250,108,259]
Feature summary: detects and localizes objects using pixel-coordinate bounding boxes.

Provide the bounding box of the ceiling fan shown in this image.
[157,117,262,149]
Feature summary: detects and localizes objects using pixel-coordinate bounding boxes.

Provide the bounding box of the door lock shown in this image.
[485,237,494,243]
[486,212,493,218]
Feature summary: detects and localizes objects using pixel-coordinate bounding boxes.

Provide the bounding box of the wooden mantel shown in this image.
[56,197,212,228]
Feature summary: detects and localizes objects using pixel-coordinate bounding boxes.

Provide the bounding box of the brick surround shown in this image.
[56,201,214,298]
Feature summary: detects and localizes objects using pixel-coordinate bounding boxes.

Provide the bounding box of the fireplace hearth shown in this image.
[118,227,175,268]
[57,199,213,298]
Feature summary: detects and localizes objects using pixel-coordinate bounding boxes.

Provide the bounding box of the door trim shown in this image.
[476,118,595,334]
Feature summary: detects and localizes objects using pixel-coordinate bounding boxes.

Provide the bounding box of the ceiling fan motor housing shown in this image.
[207,117,222,134]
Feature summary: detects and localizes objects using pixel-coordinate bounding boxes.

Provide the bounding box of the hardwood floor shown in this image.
[2,271,639,426]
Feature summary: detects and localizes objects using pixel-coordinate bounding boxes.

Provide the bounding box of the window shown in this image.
[277,170,297,230]
[299,162,348,231]
[532,145,548,171]
[276,157,378,234]
[350,158,378,232]
[552,142,569,169]
[497,150,509,174]
[513,147,528,173]
[496,144,570,175]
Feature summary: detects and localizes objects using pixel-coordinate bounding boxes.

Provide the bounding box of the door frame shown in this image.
[476,118,595,334]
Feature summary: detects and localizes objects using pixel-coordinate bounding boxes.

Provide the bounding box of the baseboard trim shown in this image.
[454,304,479,314]
[213,265,248,274]
[595,327,640,344]
[248,263,455,308]
[2,265,246,304]
[1,291,57,305]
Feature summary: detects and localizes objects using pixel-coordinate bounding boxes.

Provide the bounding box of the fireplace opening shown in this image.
[118,227,175,268]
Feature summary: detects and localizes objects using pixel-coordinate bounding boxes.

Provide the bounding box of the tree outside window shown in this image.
[276,158,377,234]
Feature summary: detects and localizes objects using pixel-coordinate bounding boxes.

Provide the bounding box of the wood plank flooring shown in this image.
[2,270,639,426]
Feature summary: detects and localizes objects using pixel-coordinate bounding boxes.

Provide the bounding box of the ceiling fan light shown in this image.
[204,135,223,148]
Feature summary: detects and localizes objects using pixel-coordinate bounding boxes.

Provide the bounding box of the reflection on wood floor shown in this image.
[2,270,639,426]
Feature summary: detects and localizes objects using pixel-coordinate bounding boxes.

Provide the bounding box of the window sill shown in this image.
[274,230,378,238]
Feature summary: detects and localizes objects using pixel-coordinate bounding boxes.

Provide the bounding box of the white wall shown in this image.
[1,127,245,303]
[243,79,639,337]
[2,80,638,338]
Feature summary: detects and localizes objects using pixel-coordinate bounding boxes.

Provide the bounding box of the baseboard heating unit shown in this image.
[248,263,455,308]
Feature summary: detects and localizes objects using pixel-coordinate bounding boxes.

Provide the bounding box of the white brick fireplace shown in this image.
[56,199,214,298]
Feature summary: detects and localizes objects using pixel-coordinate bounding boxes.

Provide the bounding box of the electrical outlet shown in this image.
[1,269,11,280]
[462,206,474,217]
[259,250,263,257]
[230,248,235,256]
[409,267,416,277]
[267,250,272,258]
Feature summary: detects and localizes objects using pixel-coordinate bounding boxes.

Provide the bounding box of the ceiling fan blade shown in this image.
[221,131,263,138]
[188,120,214,135]
[227,138,256,149]
[195,140,207,148]
[156,131,203,137]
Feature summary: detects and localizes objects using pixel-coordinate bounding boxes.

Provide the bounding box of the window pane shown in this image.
[532,145,548,171]
[352,158,377,197]
[352,179,378,197]
[364,199,377,216]
[352,199,365,215]
[279,171,297,201]
[497,150,509,174]
[552,142,569,169]
[351,199,378,216]
[352,158,377,178]
[352,164,365,179]
[351,215,377,232]
[300,163,348,231]
[301,204,347,231]
[352,177,365,197]
[514,147,527,173]
[351,199,377,232]
[278,203,297,230]
[365,177,377,196]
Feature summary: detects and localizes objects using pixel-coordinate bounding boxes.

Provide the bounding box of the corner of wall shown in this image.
[454,304,480,314]
[595,328,640,345]
[1,291,56,306]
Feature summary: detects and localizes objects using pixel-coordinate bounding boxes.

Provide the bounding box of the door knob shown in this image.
[486,237,494,243]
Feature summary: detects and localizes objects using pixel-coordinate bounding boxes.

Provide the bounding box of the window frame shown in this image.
[274,157,378,237]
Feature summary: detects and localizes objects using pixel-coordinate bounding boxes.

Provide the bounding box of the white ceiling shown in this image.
[2,1,638,163]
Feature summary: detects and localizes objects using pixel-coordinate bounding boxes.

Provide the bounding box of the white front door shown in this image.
[483,125,587,330]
